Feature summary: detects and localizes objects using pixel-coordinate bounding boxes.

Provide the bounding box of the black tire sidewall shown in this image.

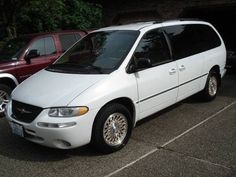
[92,103,132,153]
[203,72,218,101]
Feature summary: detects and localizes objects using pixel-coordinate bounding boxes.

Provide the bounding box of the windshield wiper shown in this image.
[86,65,103,74]
[46,63,103,74]
[46,63,81,72]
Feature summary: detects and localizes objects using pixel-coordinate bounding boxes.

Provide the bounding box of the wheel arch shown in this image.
[0,74,18,90]
[209,65,221,87]
[92,97,136,130]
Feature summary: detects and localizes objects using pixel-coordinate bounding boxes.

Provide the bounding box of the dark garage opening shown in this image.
[180,4,236,53]
[113,10,161,25]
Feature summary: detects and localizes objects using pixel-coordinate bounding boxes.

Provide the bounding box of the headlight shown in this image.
[48,107,89,117]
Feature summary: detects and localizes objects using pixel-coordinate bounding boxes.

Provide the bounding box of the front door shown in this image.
[133,28,178,120]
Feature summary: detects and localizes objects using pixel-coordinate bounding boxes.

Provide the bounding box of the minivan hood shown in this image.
[12,69,107,108]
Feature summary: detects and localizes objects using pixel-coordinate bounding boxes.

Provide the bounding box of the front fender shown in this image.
[0,73,19,86]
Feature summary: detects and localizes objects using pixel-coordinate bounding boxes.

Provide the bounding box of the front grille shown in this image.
[12,100,43,123]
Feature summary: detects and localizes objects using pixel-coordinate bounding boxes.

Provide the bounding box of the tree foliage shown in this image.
[0,0,28,38]
[20,0,65,33]
[0,0,103,39]
[62,0,103,29]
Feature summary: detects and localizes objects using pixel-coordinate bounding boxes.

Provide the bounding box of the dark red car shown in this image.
[0,30,87,116]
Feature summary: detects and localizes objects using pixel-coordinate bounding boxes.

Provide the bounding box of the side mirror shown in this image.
[127,58,152,73]
[25,49,40,64]
[127,64,137,73]
[136,58,152,69]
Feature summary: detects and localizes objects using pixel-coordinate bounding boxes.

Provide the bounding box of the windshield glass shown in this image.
[0,37,31,61]
[46,30,140,74]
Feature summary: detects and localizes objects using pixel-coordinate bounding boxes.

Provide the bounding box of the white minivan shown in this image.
[5,20,226,153]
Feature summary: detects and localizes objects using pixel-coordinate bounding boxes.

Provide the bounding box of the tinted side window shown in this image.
[28,38,45,56]
[45,37,56,55]
[59,34,78,52]
[134,29,171,66]
[195,25,221,51]
[164,24,221,59]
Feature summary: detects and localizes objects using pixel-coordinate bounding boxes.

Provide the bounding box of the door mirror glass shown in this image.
[136,58,152,69]
[127,64,137,73]
[25,49,40,63]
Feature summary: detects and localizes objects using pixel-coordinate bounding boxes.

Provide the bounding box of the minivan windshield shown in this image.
[0,37,31,61]
[46,30,140,74]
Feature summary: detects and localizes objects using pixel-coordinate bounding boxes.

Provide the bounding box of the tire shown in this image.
[201,71,219,101]
[91,103,132,153]
[0,84,12,117]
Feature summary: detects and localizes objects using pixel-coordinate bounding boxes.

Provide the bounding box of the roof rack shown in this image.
[116,20,155,26]
[153,18,201,24]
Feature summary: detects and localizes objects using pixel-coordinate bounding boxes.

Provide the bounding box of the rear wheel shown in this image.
[201,71,219,101]
[0,84,11,117]
[92,103,132,153]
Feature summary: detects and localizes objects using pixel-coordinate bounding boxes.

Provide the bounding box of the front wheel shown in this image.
[201,71,219,101]
[0,84,11,117]
[91,103,132,153]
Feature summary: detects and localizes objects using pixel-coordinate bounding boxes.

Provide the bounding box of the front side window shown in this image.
[133,28,171,66]
[28,38,45,56]
[47,30,140,74]
[28,36,56,57]
[28,36,56,58]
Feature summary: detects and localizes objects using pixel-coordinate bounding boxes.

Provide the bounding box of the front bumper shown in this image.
[5,102,99,149]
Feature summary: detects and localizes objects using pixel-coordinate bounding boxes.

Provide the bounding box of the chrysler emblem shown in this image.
[16,107,32,114]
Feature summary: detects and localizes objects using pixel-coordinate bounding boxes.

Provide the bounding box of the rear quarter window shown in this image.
[164,24,221,60]
[59,34,78,52]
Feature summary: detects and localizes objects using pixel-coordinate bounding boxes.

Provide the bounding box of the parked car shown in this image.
[0,30,87,116]
[226,49,236,69]
[5,20,226,153]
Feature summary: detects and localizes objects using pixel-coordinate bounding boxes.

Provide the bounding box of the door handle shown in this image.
[169,68,176,75]
[179,65,186,71]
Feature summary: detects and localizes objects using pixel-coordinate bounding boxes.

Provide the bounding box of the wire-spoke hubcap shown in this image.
[0,90,10,114]
[208,76,217,97]
[103,113,128,146]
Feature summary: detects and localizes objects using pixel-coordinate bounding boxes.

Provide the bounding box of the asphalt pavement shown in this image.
[0,72,235,177]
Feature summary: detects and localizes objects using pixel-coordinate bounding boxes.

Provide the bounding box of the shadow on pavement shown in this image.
[0,118,103,162]
[136,102,183,127]
[219,71,236,98]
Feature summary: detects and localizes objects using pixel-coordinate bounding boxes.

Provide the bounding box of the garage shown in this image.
[112,10,160,25]
[180,4,236,53]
